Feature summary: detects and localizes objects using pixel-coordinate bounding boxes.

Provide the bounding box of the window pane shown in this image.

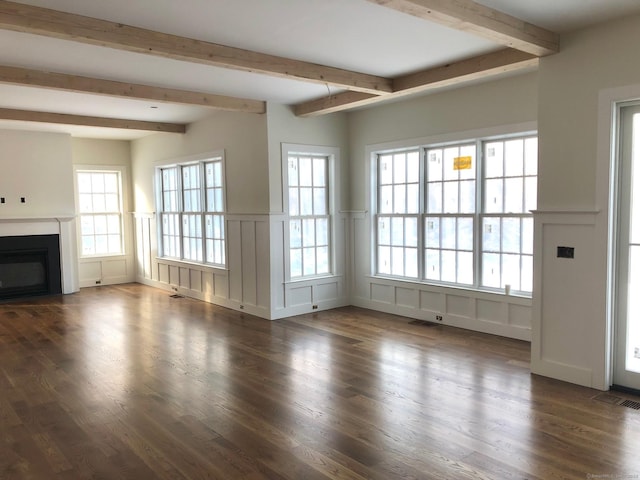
[303,247,316,276]
[93,194,106,213]
[289,187,299,215]
[502,218,521,254]
[302,219,315,247]
[80,216,94,235]
[393,185,406,214]
[458,251,474,285]
[94,215,107,235]
[380,185,393,214]
[405,248,418,278]
[443,182,459,213]
[82,236,95,256]
[91,174,105,193]
[316,218,329,246]
[317,247,329,274]
[105,194,119,212]
[504,178,524,213]
[405,217,418,247]
[300,188,313,215]
[425,249,440,280]
[483,217,501,252]
[313,187,327,215]
[79,194,93,213]
[407,184,419,214]
[288,157,299,186]
[427,182,442,213]
[313,158,326,186]
[485,178,504,213]
[107,215,120,234]
[290,218,301,249]
[394,153,406,183]
[505,139,524,177]
[482,253,501,288]
[458,145,476,180]
[378,217,391,245]
[525,138,538,176]
[391,247,404,276]
[443,147,459,181]
[458,217,473,251]
[291,249,302,277]
[379,155,393,184]
[104,173,118,193]
[485,142,504,178]
[427,149,443,182]
[407,151,420,183]
[77,173,92,193]
[425,218,440,248]
[459,180,475,214]
[441,217,456,250]
[525,177,537,212]
[522,218,534,255]
[391,217,404,246]
[299,158,313,186]
[441,250,456,282]
[502,253,521,290]
[378,246,391,274]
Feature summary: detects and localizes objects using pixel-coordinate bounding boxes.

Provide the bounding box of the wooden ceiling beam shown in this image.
[295,49,537,117]
[0,108,186,133]
[0,0,392,95]
[0,65,265,114]
[365,0,559,56]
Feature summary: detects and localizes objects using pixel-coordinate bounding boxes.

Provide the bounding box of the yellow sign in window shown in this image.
[454,156,472,170]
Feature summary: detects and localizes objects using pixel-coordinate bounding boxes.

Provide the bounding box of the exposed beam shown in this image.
[366,0,559,56]
[0,0,392,95]
[0,108,186,133]
[0,65,265,114]
[295,49,537,117]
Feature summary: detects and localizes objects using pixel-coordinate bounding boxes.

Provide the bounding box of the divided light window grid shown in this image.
[159,157,225,267]
[288,154,330,278]
[77,171,123,256]
[375,134,537,294]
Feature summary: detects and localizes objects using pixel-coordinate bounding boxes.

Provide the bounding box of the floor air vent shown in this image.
[593,392,640,410]
[620,399,640,410]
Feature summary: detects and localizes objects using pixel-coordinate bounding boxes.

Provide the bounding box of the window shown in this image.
[374,133,537,295]
[76,169,124,256]
[157,155,226,267]
[284,145,336,279]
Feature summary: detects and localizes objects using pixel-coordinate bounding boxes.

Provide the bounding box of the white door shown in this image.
[614,103,640,391]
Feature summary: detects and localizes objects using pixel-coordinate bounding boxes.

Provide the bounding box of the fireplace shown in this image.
[0,234,62,300]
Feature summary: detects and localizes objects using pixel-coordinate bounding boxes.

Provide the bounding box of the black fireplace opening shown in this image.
[0,234,62,301]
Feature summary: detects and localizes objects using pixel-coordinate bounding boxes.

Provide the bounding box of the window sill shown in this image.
[284,274,343,286]
[367,275,532,303]
[156,256,228,274]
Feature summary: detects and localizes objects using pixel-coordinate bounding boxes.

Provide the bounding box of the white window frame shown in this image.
[282,143,338,282]
[370,125,537,296]
[155,151,227,268]
[74,165,127,258]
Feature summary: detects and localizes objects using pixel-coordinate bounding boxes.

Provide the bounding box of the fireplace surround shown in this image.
[0,234,62,300]
[0,217,78,299]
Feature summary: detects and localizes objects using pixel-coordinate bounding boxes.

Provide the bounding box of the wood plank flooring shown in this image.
[1,284,639,479]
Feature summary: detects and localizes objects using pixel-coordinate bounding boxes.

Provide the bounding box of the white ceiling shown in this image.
[1,0,640,140]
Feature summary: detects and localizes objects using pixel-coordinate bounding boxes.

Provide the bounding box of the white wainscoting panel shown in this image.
[531,210,601,388]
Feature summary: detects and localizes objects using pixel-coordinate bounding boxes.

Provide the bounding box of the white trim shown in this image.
[596,84,640,390]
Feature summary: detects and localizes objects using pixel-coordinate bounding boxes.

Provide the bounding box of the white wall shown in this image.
[347,72,539,340]
[265,104,351,317]
[72,138,135,287]
[131,110,272,317]
[0,130,74,217]
[0,129,79,293]
[533,14,640,389]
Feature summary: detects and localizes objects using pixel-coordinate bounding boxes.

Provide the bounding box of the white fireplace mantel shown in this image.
[0,216,79,294]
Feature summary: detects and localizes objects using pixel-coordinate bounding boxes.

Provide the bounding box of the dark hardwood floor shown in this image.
[1,284,639,479]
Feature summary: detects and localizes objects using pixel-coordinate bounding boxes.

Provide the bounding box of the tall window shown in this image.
[374,133,537,295]
[76,170,124,256]
[287,152,331,278]
[158,155,226,267]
